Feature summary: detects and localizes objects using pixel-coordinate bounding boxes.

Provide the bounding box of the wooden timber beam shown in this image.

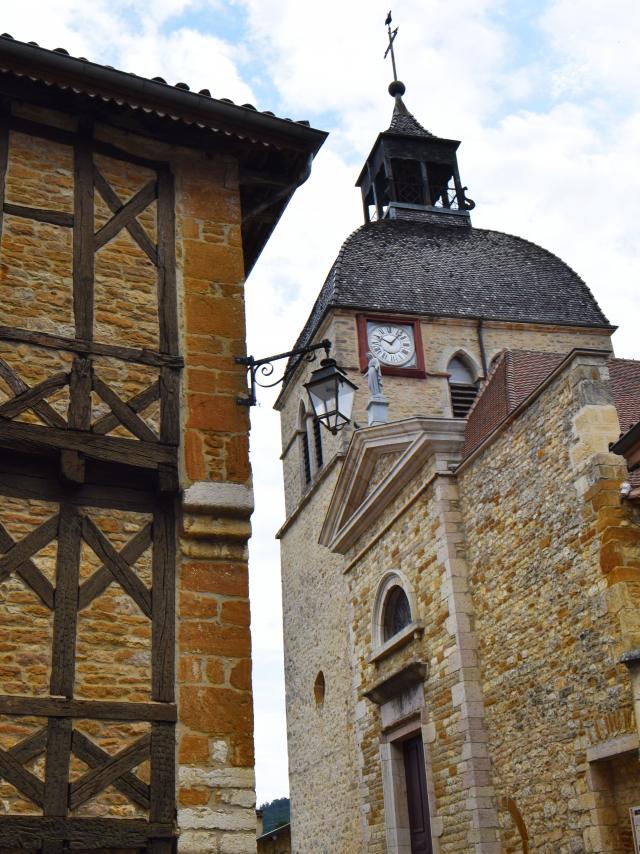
[0,695,177,722]
[0,324,183,368]
[0,419,176,469]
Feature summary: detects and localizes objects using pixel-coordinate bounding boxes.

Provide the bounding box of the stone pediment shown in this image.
[319,417,466,554]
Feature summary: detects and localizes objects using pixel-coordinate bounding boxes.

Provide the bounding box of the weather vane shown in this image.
[384,11,399,82]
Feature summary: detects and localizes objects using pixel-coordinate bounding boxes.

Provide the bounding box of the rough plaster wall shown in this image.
[457,357,633,853]
[280,470,361,854]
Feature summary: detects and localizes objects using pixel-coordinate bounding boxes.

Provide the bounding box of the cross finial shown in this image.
[384,11,406,97]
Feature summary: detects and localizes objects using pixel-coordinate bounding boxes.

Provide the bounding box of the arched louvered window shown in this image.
[448,355,478,418]
[313,417,323,471]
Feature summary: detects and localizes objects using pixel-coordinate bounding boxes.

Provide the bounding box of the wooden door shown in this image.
[402,735,433,854]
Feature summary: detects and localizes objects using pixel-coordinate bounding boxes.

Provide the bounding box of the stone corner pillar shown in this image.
[176,480,257,854]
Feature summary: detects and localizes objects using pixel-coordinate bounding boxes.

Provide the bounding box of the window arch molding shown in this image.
[372,570,419,652]
[441,348,482,382]
[446,350,481,419]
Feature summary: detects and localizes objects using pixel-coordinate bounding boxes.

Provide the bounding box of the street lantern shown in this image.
[304,356,357,435]
[236,339,357,434]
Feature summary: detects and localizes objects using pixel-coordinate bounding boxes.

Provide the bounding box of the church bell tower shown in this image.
[356,78,475,225]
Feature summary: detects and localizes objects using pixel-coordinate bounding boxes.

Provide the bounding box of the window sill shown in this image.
[369,621,423,665]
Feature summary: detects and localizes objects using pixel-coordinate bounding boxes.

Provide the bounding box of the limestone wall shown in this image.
[458,352,640,851]
[277,310,613,506]
[277,298,615,854]
[279,470,361,854]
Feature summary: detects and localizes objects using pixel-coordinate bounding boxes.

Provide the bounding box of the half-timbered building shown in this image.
[0,34,325,853]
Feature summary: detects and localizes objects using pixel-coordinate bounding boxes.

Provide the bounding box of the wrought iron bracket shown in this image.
[235,339,332,407]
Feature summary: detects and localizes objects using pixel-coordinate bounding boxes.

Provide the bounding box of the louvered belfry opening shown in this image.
[448,356,478,418]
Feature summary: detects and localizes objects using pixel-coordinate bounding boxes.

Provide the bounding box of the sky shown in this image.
[3,0,639,806]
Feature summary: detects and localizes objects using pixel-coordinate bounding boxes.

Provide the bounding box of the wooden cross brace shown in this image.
[93,166,158,264]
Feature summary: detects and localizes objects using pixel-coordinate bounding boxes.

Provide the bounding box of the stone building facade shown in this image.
[0,35,325,853]
[276,86,640,852]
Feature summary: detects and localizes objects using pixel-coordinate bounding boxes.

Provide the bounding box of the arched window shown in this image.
[447,355,478,418]
[298,401,311,486]
[372,571,418,652]
[383,586,412,641]
[313,417,323,471]
[298,400,324,490]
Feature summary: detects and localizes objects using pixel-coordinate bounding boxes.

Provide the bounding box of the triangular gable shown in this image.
[320,417,466,554]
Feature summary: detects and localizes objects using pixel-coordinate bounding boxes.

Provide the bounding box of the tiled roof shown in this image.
[609,359,640,434]
[462,350,564,458]
[463,351,640,463]
[387,96,433,137]
[290,219,611,361]
[0,33,324,149]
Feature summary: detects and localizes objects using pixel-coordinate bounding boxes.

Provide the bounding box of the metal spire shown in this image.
[384,11,405,97]
[384,11,399,82]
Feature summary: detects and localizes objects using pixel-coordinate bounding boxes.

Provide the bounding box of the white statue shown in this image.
[367,352,384,398]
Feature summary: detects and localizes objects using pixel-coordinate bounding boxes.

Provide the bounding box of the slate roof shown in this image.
[290,219,611,361]
[387,96,433,137]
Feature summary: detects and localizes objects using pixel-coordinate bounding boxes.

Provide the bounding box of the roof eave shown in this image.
[0,36,327,154]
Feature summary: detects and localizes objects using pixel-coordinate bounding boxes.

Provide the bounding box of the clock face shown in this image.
[367,322,416,367]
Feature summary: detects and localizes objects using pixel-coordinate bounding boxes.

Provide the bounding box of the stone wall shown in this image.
[278,469,362,854]
[458,351,640,852]
[277,310,613,520]
[276,299,615,853]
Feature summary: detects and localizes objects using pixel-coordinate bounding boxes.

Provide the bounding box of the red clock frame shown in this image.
[356,314,426,378]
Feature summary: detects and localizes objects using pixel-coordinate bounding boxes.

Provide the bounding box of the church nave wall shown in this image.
[458,351,638,853]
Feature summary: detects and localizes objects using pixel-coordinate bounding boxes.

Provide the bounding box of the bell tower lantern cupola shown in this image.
[357,13,475,225]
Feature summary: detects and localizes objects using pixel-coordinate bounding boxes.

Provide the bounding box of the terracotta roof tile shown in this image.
[462,350,564,458]
[609,358,640,434]
[0,33,320,147]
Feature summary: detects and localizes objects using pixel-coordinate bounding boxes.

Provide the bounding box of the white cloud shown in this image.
[540,0,640,103]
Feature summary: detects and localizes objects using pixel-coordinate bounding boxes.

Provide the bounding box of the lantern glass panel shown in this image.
[305,361,356,433]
